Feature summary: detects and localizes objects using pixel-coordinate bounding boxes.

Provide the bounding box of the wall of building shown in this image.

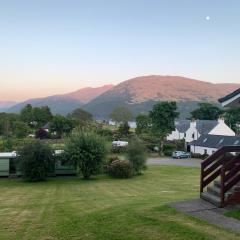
[167,130,184,141]
[209,119,235,136]
[190,145,217,155]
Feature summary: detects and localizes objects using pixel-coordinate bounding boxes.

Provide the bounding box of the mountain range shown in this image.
[4,75,240,119]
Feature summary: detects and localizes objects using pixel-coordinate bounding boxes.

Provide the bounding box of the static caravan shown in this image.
[0,152,17,177]
[0,150,77,177]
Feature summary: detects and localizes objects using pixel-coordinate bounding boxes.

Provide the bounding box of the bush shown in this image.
[107,158,133,178]
[65,131,107,179]
[126,139,147,175]
[18,140,54,181]
[163,144,175,156]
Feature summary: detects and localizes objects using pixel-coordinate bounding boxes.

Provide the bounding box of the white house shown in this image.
[167,119,235,150]
[189,134,240,155]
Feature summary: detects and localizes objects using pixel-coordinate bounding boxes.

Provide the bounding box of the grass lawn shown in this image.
[225,210,240,220]
[0,166,239,240]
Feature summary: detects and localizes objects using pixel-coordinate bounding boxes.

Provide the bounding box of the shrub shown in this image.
[18,140,54,181]
[107,158,133,178]
[126,139,147,175]
[118,122,130,137]
[65,131,107,179]
[163,144,175,156]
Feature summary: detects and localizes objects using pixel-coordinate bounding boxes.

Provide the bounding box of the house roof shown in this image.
[175,120,218,134]
[0,152,17,159]
[196,120,218,134]
[176,120,191,133]
[218,88,240,107]
[189,134,240,149]
[219,88,240,103]
[42,122,50,129]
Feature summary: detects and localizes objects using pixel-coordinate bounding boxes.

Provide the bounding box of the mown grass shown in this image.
[225,210,240,220]
[0,166,239,240]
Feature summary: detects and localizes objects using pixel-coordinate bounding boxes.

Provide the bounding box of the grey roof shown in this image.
[42,122,50,129]
[189,134,240,149]
[176,120,191,133]
[175,120,218,134]
[219,88,240,103]
[196,120,218,134]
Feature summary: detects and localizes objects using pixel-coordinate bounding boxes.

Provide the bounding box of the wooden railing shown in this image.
[200,145,240,207]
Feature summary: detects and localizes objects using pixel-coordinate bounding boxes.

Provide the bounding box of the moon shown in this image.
[206,16,210,21]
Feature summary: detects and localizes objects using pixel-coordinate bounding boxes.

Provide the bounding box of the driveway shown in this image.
[147,157,202,168]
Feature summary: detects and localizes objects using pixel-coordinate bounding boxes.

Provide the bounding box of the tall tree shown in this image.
[224,107,240,134]
[136,114,151,135]
[149,102,179,155]
[109,106,132,123]
[190,103,223,120]
[20,104,34,124]
[68,108,93,124]
[50,115,74,138]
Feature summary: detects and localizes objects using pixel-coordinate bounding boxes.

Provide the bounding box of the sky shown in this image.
[1,0,240,101]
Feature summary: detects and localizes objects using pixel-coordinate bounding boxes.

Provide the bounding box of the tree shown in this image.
[190,103,223,120]
[118,122,130,137]
[20,104,34,124]
[149,102,179,155]
[20,105,53,127]
[136,114,151,135]
[109,106,132,123]
[50,115,74,138]
[126,138,147,175]
[69,108,93,122]
[18,140,54,181]
[12,121,30,138]
[32,106,53,127]
[65,131,107,179]
[224,107,240,134]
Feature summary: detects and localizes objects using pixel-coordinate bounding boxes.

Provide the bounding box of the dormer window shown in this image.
[219,139,224,144]
[234,140,239,145]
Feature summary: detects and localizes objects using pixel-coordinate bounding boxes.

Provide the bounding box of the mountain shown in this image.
[7,85,113,115]
[0,101,17,112]
[66,85,113,103]
[84,75,240,119]
[0,101,16,108]
[8,96,83,115]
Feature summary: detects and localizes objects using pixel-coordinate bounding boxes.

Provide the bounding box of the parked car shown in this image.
[112,141,128,147]
[172,151,191,159]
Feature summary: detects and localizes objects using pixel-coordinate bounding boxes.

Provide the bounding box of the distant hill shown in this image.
[66,85,113,103]
[7,85,114,115]
[0,101,17,113]
[84,75,240,119]
[5,76,240,118]
[7,96,83,115]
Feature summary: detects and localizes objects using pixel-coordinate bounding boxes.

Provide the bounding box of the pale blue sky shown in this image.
[1,0,240,101]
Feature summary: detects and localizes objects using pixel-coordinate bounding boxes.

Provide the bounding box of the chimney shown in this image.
[190,118,196,128]
[218,117,225,124]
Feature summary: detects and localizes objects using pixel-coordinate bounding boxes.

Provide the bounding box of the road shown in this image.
[147,157,202,168]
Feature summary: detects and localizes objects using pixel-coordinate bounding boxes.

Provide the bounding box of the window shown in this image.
[204,149,207,155]
[192,133,195,139]
[219,139,224,144]
[184,133,186,138]
[234,140,239,145]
